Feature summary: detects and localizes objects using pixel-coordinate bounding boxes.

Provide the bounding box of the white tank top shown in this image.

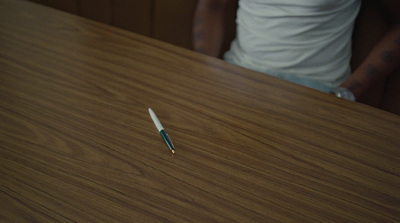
[224,0,361,88]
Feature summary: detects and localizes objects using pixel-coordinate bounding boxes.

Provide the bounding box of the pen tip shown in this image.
[171,150,176,154]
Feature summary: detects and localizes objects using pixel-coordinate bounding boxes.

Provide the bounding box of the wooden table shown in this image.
[1,1,399,222]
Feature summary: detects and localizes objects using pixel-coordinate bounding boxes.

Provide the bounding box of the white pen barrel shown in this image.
[149,108,164,132]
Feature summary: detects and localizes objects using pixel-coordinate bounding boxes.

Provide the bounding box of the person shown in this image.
[193,0,400,101]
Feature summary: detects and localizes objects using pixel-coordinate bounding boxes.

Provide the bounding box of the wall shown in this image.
[27,0,196,49]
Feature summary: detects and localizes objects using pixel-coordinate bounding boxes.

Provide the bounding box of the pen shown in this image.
[148,108,175,154]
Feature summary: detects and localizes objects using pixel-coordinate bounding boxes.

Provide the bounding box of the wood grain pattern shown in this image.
[1,1,400,222]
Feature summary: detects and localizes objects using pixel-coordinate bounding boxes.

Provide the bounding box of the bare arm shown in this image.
[340,0,400,99]
[192,0,237,57]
